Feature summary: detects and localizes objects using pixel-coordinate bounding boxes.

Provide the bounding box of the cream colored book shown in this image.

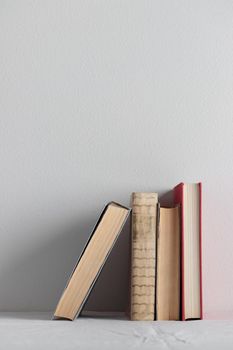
[130,192,158,321]
[54,202,130,320]
[156,206,180,320]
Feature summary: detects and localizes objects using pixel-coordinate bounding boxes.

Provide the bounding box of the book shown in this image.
[54,202,130,320]
[156,205,180,320]
[130,192,158,321]
[174,183,202,320]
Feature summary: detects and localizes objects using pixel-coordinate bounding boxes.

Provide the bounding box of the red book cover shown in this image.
[174,182,202,321]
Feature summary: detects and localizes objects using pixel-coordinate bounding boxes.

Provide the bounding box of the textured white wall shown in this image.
[0,1,233,317]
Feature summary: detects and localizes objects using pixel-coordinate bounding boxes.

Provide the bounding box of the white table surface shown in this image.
[0,312,232,350]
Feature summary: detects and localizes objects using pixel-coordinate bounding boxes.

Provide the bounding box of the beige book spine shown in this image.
[130,192,158,321]
[156,206,180,320]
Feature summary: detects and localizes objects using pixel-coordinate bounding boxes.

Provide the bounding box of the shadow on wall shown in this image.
[84,219,130,312]
[159,190,174,207]
[0,213,131,313]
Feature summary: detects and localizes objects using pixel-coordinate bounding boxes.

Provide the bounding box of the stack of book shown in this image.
[53,182,202,321]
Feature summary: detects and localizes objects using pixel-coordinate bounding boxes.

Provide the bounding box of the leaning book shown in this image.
[54,202,131,320]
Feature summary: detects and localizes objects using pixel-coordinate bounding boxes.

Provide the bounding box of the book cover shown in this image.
[54,202,131,320]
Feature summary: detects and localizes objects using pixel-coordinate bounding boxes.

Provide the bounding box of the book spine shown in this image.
[156,206,180,320]
[130,192,158,321]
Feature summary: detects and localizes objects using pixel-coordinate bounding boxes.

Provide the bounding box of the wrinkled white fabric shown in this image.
[0,313,232,350]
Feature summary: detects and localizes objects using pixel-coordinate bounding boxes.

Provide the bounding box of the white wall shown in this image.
[1,1,233,317]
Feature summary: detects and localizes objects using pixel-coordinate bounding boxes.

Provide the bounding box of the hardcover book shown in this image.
[54,202,131,320]
[174,182,202,320]
[156,205,180,320]
[130,192,158,321]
